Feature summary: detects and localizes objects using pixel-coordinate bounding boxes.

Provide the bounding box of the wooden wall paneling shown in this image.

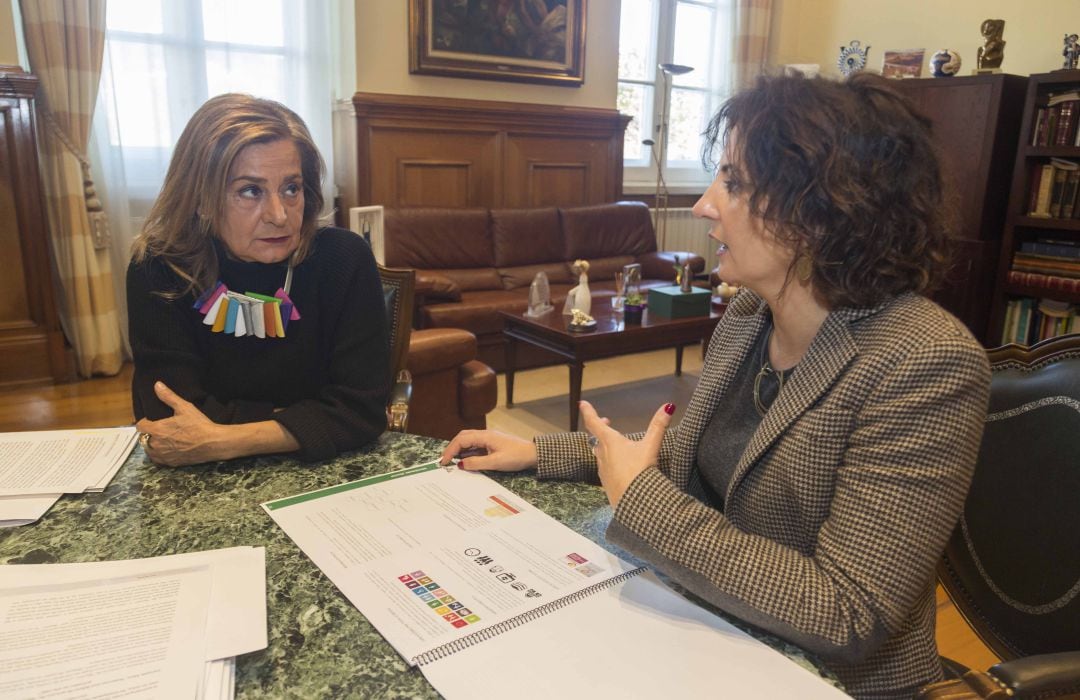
[0,67,69,386]
[353,92,630,209]
[503,135,608,207]
[366,127,499,208]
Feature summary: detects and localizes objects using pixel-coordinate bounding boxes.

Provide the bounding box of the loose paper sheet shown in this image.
[0,427,137,496]
[0,547,267,661]
[0,566,212,700]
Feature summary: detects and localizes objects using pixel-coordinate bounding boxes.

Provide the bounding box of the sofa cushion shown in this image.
[561,202,657,261]
[422,289,535,336]
[497,262,574,290]
[419,267,503,292]
[415,272,462,301]
[492,208,563,267]
[385,208,494,269]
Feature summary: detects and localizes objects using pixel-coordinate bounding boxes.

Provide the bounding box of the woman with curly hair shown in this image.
[441,73,990,698]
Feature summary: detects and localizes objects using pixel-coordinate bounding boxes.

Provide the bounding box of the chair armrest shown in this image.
[408,328,477,375]
[918,652,1080,700]
[415,273,462,302]
[637,251,705,280]
[387,369,412,433]
[989,651,1080,698]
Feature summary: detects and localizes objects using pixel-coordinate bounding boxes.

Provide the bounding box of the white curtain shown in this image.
[90,0,336,354]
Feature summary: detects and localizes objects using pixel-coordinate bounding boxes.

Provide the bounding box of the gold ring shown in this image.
[139,432,152,449]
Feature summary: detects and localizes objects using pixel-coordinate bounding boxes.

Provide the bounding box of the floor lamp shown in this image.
[652,63,693,252]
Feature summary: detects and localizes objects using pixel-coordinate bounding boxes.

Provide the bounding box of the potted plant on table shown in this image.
[623,291,645,325]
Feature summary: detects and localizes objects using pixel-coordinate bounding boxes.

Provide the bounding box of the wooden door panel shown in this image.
[504,136,606,207]
[368,129,498,208]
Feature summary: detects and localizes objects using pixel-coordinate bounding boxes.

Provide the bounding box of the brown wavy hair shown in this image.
[131,93,326,296]
[702,72,952,308]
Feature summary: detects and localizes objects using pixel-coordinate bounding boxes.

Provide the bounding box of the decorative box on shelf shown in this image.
[647,285,712,318]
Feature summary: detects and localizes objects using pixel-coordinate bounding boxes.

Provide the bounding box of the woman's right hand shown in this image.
[439,430,537,472]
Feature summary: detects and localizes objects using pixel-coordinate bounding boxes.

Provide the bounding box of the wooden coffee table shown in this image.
[501,305,723,431]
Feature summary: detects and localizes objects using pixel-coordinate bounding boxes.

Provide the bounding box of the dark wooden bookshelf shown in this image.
[893,74,1028,344]
[1003,283,1080,303]
[1013,216,1080,231]
[990,70,1080,344]
[1025,145,1080,158]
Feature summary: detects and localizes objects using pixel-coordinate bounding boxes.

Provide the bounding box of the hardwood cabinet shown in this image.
[0,67,69,386]
[894,74,1026,344]
[988,70,1080,344]
[352,92,630,210]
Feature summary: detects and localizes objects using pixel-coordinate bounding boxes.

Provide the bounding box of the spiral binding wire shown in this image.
[412,566,647,666]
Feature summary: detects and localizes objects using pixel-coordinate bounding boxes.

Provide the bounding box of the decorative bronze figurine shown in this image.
[976,19,1005,71]
[1065,34,1080,71]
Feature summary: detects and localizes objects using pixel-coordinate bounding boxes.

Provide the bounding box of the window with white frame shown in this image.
[99,0,332,208]
[618,0,732,193]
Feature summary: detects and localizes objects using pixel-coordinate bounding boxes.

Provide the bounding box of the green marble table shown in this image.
[0,431,838,698]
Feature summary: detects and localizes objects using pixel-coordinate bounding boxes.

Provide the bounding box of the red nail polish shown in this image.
[457,460,466,470]
[664,403,676,415]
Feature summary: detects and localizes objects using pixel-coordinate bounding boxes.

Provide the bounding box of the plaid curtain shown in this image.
[732,0,773,92]
[19,0,122,377]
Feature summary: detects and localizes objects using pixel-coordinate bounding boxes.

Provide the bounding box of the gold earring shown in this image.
[795,255,813,283]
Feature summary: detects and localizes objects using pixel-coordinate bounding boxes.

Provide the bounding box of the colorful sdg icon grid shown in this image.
[398,570,481,629]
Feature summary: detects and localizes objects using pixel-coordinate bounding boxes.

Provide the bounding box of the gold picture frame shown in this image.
[409,0,586,87]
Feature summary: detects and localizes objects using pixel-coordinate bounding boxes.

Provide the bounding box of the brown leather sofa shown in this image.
[384,202,705,371]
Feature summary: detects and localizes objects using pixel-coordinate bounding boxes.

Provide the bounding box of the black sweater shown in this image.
[127,227,390,461]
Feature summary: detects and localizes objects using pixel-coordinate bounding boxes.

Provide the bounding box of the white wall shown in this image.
[354,0,620,108]
[770,0,1080,79]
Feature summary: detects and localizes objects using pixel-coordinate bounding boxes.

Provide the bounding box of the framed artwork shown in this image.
[409,0,586,87]
[881,49,925,79]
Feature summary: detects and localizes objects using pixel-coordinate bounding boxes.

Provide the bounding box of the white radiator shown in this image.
[651,207,716,273]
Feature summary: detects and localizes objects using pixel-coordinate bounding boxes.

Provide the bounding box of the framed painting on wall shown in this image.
[409,0,586,87]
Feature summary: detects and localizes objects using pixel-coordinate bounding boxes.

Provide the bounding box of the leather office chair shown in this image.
[919,333,1080,700]
[377,263,497,439]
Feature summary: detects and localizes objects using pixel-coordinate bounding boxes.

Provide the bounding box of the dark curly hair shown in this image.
[702,72,952,309]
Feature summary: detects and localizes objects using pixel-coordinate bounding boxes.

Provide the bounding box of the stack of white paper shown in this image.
[0,546,267,700]
[0,427,138,527]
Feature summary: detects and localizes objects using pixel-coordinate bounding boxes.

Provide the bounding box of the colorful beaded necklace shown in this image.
[193,262,301,339]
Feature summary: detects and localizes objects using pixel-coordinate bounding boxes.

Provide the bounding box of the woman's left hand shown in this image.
[135,381,228,467]
[579,400,674,508]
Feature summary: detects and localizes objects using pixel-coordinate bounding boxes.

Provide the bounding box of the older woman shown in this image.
[128,94,389,466]
[441,73,990,698]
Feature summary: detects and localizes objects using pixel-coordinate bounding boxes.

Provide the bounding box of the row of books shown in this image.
[1007,270,1080,293]
[1030,90,1080,147]
[1026,158,1080,219]
[1000,297,1079,346]
[1012,250,1080,279]
[1009,238,1080,295]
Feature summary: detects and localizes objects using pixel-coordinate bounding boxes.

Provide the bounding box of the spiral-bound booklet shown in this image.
[263,462,847,699]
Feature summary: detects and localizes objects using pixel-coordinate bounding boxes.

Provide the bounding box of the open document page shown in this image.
[264,463,850,699]
[0,565,211,700]
[0,427,137,496]
[264,462,640,663]
[420,568,849,699]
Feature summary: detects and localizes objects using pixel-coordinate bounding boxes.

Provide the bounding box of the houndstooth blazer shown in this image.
[534,290,991,699]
